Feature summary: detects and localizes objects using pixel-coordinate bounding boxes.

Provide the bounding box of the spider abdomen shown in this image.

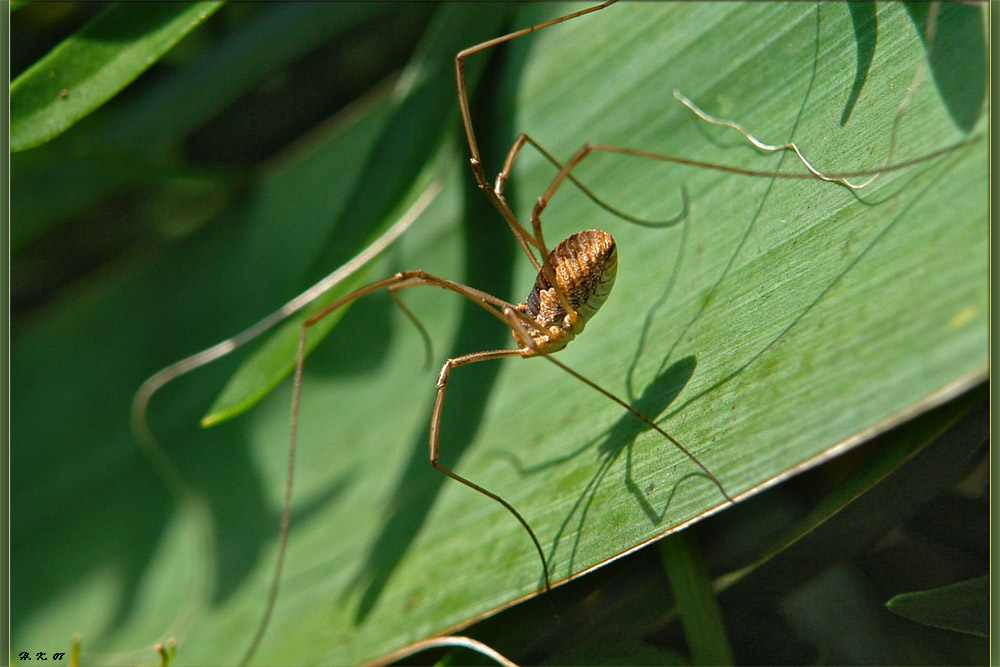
[514,229,617,354]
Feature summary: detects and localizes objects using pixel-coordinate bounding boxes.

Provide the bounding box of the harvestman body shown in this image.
[513,229,617,354]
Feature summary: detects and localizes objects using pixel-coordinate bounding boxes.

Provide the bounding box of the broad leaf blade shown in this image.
[243,5,985,664]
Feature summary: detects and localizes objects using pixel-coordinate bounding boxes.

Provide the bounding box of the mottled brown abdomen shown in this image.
[514,229,617,354]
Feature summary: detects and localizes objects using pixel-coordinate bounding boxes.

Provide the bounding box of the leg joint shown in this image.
[436,360,452,388]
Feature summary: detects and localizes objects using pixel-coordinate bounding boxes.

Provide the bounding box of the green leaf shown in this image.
[886,576,989,637]
[660,533,733,666]
[12,4,987,667]
[10,2,223,151]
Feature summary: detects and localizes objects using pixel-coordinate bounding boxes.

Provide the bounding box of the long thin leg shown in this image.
[454,1,616,189]
[541,354,733,504]
[240,271,530,665]
[527,130,978,231]
[427,348,553,591]
[496,133,688,229]
[527,139,833,229]
[455,3,618,319]
[388,280,435,367]
[499,303,733,515]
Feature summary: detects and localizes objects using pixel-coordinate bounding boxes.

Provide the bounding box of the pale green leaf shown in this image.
[660,533,733,665]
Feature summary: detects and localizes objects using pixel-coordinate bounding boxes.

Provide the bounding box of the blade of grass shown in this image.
[10,3,398,250]
[10,2,223,151]
[886,576,989,637]
[659,532,732,666]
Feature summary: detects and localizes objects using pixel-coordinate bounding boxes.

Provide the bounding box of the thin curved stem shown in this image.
[369,635,520,667]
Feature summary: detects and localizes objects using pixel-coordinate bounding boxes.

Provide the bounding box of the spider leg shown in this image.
[242,270,542,664]
[429,348,551,591]
[454,2,618,317]
[497,133,689,229]
[388,278,435,368]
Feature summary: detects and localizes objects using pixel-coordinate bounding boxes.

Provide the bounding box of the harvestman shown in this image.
[128,2,972,664]
[282,0,736,627]
[241,4,744,660]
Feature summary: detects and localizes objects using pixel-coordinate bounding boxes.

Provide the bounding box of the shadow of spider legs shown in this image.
[490,355,707,576]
